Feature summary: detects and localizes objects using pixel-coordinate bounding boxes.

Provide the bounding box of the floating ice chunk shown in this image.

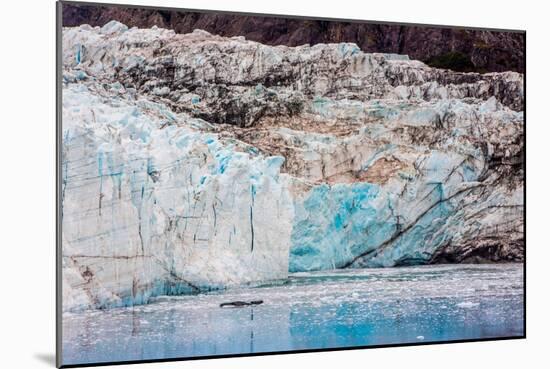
[456,301,480,308]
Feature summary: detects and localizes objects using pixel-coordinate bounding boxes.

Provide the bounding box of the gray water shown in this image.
[62,264,524,366]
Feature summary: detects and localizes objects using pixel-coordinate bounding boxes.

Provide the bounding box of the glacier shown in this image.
[61,21,524,311]
[62,82,294,310]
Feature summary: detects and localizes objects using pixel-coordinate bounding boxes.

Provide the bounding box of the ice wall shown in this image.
[62,83,293,311]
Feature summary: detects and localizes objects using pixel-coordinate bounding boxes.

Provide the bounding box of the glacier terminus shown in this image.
[61,21,524,313]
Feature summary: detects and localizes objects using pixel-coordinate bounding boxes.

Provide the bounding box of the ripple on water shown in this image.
[62,264,524,366]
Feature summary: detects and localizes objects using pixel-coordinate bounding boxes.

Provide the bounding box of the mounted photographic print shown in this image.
[56,1,526,367]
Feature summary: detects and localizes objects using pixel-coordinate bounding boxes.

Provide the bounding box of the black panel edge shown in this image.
[56,1,63,367]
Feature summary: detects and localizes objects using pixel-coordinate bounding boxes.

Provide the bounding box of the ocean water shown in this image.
[62,264,524,365]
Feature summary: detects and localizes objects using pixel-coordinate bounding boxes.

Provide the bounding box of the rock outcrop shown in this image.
[61,22,524,311]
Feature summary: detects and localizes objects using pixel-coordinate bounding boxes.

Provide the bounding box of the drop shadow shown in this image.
[34,353,56,366]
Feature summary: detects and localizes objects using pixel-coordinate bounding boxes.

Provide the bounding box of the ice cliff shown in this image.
[61,21,524,311]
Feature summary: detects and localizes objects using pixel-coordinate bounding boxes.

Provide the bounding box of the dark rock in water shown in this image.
[220,300,264,308]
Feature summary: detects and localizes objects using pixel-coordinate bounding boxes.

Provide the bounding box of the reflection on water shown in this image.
[62,264,524,365]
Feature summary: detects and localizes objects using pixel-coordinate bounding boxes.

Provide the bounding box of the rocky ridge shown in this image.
[62,3,526,74]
